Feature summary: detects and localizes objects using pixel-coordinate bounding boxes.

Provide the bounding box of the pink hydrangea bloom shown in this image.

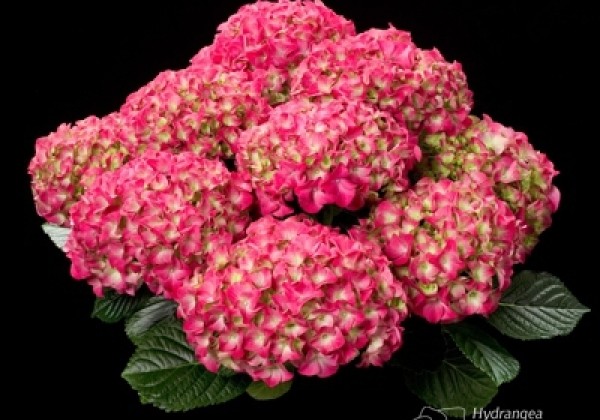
[121,66,271,158]
[189,0,355,105]
[290,27,473,135]
[175,215,408,387]
[65,150,253,298]
[355,174,520,323]
[418,115,560,260]
[236,97,420,216]
[191,0,355,73]
[28,113,134,226]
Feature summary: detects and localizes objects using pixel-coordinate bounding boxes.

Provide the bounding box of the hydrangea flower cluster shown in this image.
[176,216,408,386]
[190,0,356,104]
[120,67,272,158]
[66,150,253,298]
[290,27,473,134]
[354,174,520,323]
[28,113,134,226]
[29,0,561,389]
[417,115,560,260]
[236,97,419,216]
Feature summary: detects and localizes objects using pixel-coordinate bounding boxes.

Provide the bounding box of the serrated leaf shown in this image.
[445,323,519,385]
[218,366,237,378]
[487,271,589,340]
[125,297,177,342]
[92,291,150,324]
[42,223,71,251]
[122,318,250,412]
[247,380,292,401]
[404,350,498,417]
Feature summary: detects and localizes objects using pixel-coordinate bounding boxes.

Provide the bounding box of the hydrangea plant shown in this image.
[30,0,588,415]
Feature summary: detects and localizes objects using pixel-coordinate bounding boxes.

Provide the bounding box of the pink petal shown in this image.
[311,328,345,353]
[297,351,339,378]
[383,234,413,266]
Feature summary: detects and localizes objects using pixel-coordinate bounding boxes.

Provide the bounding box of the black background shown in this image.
[10,1,596,418]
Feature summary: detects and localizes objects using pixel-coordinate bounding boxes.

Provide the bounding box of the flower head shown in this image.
[121,66,271,158]
[418,115,560,259]
[236,97,419,216]
[189,0,355,106]
[176,215,408,386]
[192,0,355,73]
[66,150,253,298]
[290,26,473,134]
[28,113,134,226]
[356,174,520,323]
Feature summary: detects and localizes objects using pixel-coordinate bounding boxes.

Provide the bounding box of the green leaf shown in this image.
[125,297,177,343]
[42,223,71,251]
[92,291,150,324]
[247,380,292,401]
[122,318,250,412]
[404,350,498,417]
[445,323,519,385]
[487,271,589,340]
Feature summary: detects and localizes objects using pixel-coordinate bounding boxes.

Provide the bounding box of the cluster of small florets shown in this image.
[190,0,355,106]
[176,216,408,386]
[236,97,420,216]
[120,67,272,158]
[418,115,560,260]
[66,150,253,298]
[28,113,134,226]
[29,0,560,388]
[354,174,520,323]
[290,27,473,134]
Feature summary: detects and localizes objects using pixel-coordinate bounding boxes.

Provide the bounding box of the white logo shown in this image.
[413,406,466,420]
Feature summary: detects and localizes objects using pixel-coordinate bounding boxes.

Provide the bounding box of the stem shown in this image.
[321,205,338,226]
